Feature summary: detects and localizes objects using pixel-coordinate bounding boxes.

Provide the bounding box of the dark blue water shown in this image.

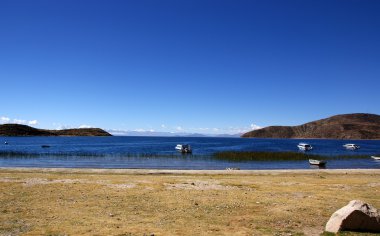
[0,136,379,169]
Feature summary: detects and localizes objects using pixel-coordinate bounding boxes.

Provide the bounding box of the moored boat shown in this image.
[343,144,360,150]
[309,159,326,166]
[298,143,312,151]
[175,144,192,153]
[371,156,380,160]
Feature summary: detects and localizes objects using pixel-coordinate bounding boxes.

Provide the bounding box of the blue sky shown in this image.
[1,0,379,135]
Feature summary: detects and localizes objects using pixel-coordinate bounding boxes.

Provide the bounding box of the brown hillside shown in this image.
[52,128,111,136]
[242,113,380,139]
[0,124,112,137]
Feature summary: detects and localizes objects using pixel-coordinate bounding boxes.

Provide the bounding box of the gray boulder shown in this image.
[325,200,380,233]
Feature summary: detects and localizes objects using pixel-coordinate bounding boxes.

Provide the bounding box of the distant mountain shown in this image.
[107,129,240,137]
[0,124,112,136]
[107,130,185,137]
[214,133,242,138]
[242,113,380,139]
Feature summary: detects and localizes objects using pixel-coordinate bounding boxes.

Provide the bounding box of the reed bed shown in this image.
[0,151,106,158]
[213,151,370,162]
[213,151,320,162]
[0,151,195,159]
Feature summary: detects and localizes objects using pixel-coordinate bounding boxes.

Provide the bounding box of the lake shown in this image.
[0,136,379,169]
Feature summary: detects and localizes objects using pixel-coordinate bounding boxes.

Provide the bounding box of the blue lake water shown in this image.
[0,136,379,169]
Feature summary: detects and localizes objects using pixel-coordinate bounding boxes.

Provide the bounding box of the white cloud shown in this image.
[188,123,262,135]
[53,124,95,130]
[13,119,27,124]
[176,126,183,131]
[55,125,72,130]
[0,116,11,123]
[28,120,38,125]
[161,124,166,128]
[197,128,209,131]
[133,128,155,132]
[78,124,92,129]
[250,124,262,130]
[0,116,39,126]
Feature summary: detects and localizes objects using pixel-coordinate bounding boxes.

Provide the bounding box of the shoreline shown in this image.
[1,167,380,175]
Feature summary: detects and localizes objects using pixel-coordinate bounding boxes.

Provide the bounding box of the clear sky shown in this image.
[1,0,379,135]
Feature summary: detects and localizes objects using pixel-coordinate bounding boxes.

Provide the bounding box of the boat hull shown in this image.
[298,145,312,151]
[309,159,326,166]
[343,144,360,150]
[297,143,313,151]
[175,144,192,154]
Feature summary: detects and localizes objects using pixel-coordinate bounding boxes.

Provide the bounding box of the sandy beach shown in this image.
[1,168,379,235]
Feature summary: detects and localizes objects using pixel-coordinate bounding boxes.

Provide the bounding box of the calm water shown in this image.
[0,136,379,169]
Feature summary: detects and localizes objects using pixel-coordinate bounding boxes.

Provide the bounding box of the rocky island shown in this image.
[242,113,380,139]
[0,124,112,136]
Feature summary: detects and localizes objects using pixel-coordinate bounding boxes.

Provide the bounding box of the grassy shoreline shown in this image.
[1,168,379,235]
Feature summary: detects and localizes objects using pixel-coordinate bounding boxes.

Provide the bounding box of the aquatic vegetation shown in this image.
[213,151,320,162]
[0,150,195,159]
[213,151,370,162]
[0,150,372,163]
[0,151,104,158]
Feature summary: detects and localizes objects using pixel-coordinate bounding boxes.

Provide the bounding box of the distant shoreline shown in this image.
[1,167,379,175]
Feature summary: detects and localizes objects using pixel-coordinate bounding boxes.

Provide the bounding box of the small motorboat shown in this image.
[41,145,50,148]
[343,144,360,150]
[371,156,380,160]
[298,143,313,151]
[226,167,240,170]
[309,159,326,166]
[175,144,192,153]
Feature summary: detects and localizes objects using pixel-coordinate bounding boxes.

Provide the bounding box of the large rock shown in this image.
[325,200,380,233]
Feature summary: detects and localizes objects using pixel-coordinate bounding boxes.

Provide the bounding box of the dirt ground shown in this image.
[0,168,379,236]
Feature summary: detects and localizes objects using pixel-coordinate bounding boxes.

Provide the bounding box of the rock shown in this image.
[325,200,380,233]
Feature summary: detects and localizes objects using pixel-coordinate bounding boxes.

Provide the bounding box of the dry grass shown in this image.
[0,169,379,236]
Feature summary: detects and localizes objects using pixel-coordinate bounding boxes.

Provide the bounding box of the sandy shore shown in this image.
[1,168,379,235]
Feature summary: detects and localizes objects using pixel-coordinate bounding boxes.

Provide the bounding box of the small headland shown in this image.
[0,124,112,136]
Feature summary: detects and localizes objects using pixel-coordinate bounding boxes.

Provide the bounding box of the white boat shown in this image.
[298,143,312,151]
[371,156,380,160]
[343,144,360,150]
[175,144,192,153]
[309,159,326,166]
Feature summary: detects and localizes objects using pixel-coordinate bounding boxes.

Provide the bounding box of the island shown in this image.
[242,113,380,139]
[0,124,112,136]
